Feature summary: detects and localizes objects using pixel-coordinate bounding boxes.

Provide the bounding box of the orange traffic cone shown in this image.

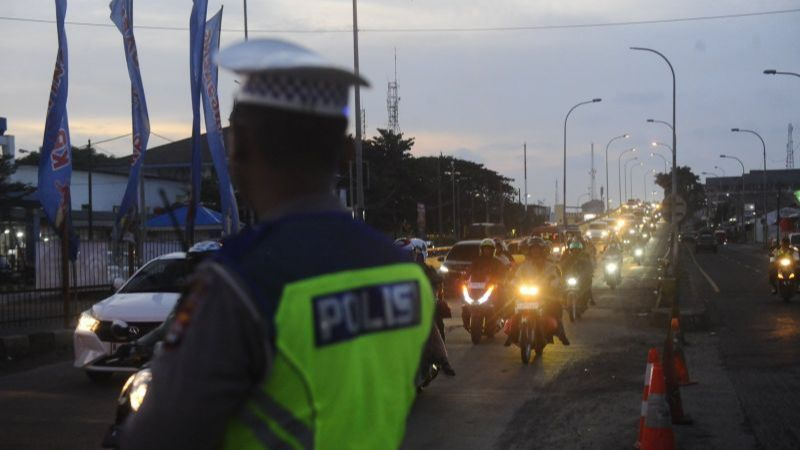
[664,323,693,424]
[636,348,660,448]
[670,318,696,386]
[641,361,677,450]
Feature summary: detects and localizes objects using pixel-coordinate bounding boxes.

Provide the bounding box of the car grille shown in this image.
[94,321,161,343]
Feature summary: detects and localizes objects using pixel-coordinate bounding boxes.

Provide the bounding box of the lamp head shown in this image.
[731,128,740,132]
[646,119,654,123]
[624,134,630,138]
[720,154,726,158]
[763,69,777,75]
[592,98,602,103]
[651,142,657,147]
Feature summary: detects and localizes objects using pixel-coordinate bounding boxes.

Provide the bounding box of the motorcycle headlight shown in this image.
[605,263,618,273]
[439,265,449,273]
[778,273,785,279]
[477,285,495,305]
[127,369,152,412]
[791,273,796,279]
[601,231,608,237]
[566,277,578,287]
[518,285,539,297]
[461,285,474,304]
[643,233,649,239]
[552,246,562,254]
[629,229,635,235]
[780,258,792,267]
[634,248,643,257]
[76,311,100,333]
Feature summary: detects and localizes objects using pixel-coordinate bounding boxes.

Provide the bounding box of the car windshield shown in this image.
[446,244,480,262]
[120,258,194,294]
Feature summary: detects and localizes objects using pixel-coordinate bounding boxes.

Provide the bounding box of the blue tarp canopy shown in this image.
[146,206,223,228]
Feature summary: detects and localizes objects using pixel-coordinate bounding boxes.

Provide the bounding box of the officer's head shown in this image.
[479,238,496,259]
[218,39,368,214]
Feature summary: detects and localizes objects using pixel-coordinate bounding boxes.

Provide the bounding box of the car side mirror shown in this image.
[112,277,125,291]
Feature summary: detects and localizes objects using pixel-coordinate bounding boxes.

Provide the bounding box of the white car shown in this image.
[73,250,206,381]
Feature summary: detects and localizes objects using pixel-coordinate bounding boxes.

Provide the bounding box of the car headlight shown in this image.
[77,311,100,333]
[605,263,618,273]
[439,265,449,273]
[634,248,643,257]
[518,285,539,297]
[780,258,792,267]
[127,369,152,412]
[566,277,578,287]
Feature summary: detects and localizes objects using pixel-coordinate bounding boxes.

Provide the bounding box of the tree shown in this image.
[654,166,705,214]
[0,155,33,205]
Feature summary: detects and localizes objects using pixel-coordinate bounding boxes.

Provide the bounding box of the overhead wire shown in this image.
[0,8,798,34]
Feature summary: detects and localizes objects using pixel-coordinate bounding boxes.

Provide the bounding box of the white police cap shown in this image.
[217,39,369,118]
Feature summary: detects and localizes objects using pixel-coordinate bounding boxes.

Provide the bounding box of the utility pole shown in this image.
[523,142,528,216]
[787,123,795,169]
[243,0,248,40]
[437,153,443,235]
[352,0,365,221]
[87,139,93,241]
[589,142,596,200]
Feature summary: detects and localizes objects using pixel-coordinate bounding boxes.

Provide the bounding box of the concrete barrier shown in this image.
[0,329,73,360]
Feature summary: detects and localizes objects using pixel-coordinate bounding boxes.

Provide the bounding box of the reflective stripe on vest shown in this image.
[224,263,433,450]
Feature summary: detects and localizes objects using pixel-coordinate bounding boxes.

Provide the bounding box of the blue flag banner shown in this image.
[187,0,208,242]
[38,0,78,259]
[110,0,150,230]
[201,7,239,235]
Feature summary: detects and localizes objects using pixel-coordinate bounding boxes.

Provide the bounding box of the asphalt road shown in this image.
[688,242,800,449]
[403,234,667,449]
[0,231,668,450]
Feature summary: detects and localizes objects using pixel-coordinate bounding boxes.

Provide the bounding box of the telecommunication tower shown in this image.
[386,48,400,133]
[787,123,795,169]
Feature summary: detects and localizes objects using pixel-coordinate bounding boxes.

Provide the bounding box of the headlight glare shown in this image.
[518,285,539,297]
[780,258,792,267]
[439,265,449,273]
[567,277,578,287]
[128,369,152,412]
[605,263,618,273]
[77,311,99,333]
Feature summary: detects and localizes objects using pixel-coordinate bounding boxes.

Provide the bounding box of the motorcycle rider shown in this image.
[505,237,570,346]
[560,238,596,306]
[394,238,455,376]
[469,238,511,315]
[769,237,800,294]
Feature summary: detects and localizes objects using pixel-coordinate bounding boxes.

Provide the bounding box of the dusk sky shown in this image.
[1,1,798,207]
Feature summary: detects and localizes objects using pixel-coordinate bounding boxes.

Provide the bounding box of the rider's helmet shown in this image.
[526,237,549,262]
[479,238,496,258]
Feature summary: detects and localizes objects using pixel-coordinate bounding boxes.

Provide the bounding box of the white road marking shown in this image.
[687,249,721,293]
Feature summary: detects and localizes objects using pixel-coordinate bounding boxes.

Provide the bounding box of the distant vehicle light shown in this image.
[566,277,578,287]
[439,265,449,273]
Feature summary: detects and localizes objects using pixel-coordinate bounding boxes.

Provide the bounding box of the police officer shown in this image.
[121,39,434,450]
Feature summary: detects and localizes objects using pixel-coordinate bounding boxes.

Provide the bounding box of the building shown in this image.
[705,169,800,213]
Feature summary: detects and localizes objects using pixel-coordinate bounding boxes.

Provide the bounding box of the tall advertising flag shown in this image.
[38,0,78,259]
[110,0,150,230]
[187,0,208,243]
[201,8,239,235]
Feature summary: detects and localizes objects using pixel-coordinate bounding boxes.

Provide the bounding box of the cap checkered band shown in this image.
[238,73,351,117]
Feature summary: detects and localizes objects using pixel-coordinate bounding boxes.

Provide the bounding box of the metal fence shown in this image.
[0,237,183,330]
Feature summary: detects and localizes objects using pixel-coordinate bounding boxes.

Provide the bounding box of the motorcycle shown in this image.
[563,273,589,322]
[603,256,622,289]
[461,276,503,345]
[102,353,154,448]
[775,256,798,302]
[510,281,559,363]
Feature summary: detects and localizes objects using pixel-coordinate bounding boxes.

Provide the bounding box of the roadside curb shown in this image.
[0,329,73,360]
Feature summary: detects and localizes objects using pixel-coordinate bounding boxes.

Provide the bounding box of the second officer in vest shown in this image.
[121,39,434,450]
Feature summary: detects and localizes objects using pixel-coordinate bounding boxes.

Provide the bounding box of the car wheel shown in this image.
[85,370,113,382]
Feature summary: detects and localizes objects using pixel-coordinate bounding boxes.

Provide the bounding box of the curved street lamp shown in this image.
[731,128,768,245]
[763,69,800,78]
[605,133,630,212]
[624,157,640,202]
[629,161,644,200]
[631,47,677,230]
[720,154,747,240]
[563,98,602,229]
[646,118,674,131]
[713,166,726,177]
[617,148,637,208]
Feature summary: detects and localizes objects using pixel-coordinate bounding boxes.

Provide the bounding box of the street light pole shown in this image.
[632,47,677,256]
[605,133,629,213]
[731,128,768,245]
[624,157,640,201]
[651,152,667,173]
[617,147,636,208]
[629,161,643,201]
[720,154,746,241]
[563,98,601,230]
